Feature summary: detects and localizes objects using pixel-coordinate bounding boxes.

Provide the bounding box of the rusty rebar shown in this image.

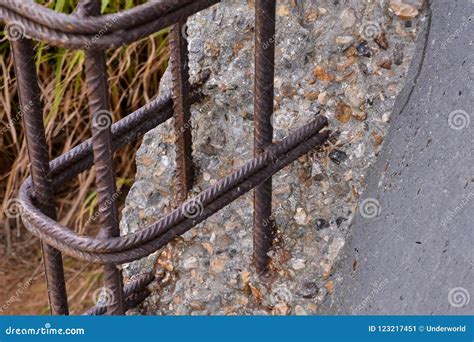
[83,272,156,315]
[3,0,333,315]
[0,0,220,49]
[19,116,329,264]
[80,0,124,315]
[11,38,69,315]
[253,0,276,276]
[2,0,195,33]
[170,20,194,203]
[50,71,209,188]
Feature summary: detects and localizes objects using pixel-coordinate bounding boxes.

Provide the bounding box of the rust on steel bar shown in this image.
[253,0,276,276]
[79,0,124,315]
[170,20,194,203]
[11,38,69,315]
[2,0,333,315]
[50,72,209,187]
[0,0,221,49]
[19,116,328,264]
[84,272,157,316]
[1,0,196,34]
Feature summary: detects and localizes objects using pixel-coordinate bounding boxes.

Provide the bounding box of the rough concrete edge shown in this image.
[318,3,433,315]
[387,2,432,122]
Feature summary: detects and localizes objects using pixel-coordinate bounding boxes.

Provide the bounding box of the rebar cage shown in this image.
[0,0,330,315]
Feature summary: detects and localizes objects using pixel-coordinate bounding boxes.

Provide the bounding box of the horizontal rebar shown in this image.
[83,272,155,315]
[1,0,195,34]
[19,118,329,264]
[0,0,220,49]
[50,71,209,187]
[3,0,334,316]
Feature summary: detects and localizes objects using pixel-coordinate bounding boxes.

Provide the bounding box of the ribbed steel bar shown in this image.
[19,116,329,264]
[3,0,334,315]
[11,38,69,315]
[83,272,156,315]
[84,289,151,316]
[83,130,329,315]
[50,71,208,188]
[42,117,326,256]
[1,0,195,34]
[0,0,221,49]
[170,20,194,203]
[253,0,276,276]
[80,0,124,316]
[144,130,330,266]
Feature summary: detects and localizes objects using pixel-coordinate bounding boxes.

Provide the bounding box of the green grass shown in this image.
[0,0,170,314]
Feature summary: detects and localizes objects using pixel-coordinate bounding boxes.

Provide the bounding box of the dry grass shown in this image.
[0,0,169,314]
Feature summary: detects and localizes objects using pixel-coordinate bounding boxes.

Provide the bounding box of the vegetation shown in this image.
[0,0,169,314]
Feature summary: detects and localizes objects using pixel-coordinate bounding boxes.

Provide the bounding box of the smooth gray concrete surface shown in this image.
[323,0,474,314]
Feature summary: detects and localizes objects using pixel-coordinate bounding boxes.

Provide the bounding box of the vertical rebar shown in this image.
[80,0,124,315]
[253,0,276,276]
[170,20,194,203]
[11,38,69,315]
